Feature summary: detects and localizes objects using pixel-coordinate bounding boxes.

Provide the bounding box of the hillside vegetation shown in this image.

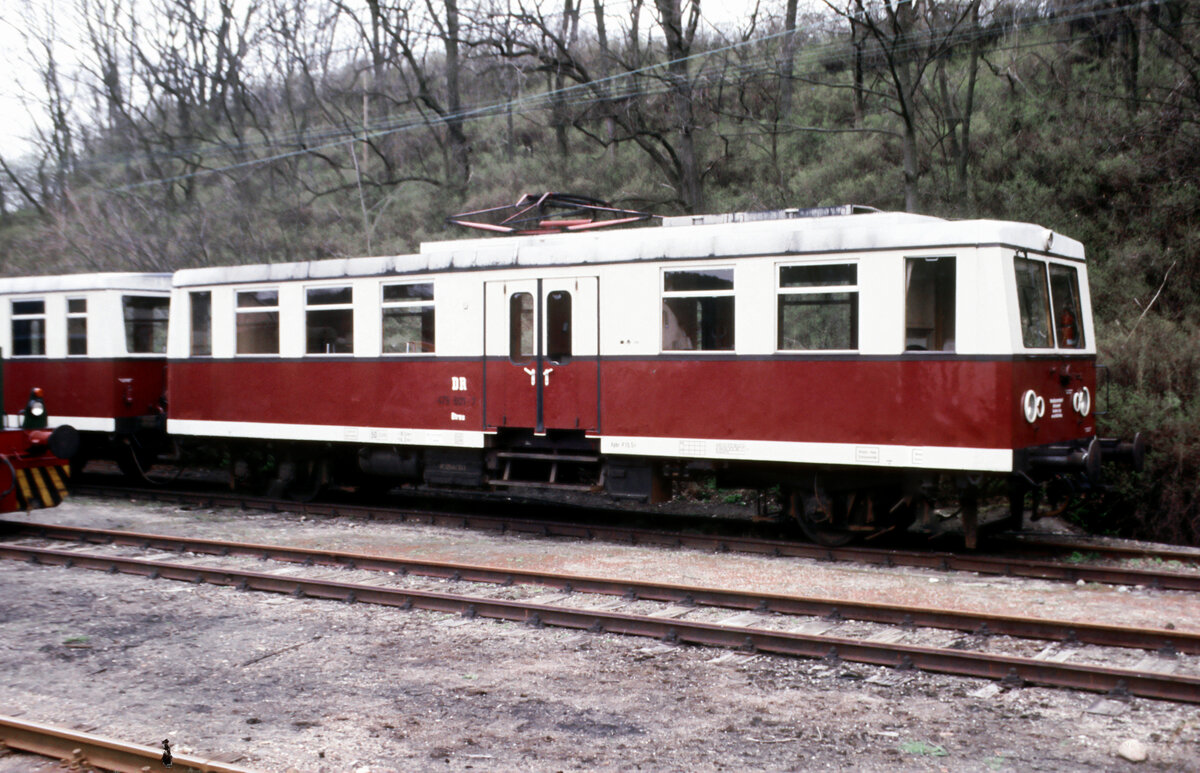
[1,0,1196,543]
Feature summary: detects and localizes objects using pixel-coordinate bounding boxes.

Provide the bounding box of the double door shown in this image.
[484,277,598,434]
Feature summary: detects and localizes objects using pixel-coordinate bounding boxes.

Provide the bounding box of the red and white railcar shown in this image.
[166,208,1137,542]
[0,273,173,471]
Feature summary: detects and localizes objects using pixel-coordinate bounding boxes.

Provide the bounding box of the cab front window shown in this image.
[1049,264,1085,349]
[1015,255,1085,350]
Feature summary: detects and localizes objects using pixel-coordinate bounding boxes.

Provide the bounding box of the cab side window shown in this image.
[905,257,956,352]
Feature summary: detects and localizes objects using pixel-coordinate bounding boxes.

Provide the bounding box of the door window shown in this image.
[509,292,534,362]
[546,290,572,363]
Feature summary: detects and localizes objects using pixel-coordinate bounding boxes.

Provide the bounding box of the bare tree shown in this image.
[825,0,977,212]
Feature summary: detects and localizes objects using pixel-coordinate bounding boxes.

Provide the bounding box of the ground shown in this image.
[0,496,1197,771]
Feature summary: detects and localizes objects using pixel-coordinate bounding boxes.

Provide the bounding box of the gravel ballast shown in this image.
[1,496,1197,771]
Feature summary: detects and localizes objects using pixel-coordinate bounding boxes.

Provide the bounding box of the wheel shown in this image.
[282,458,327,502]
[786,486,856,547]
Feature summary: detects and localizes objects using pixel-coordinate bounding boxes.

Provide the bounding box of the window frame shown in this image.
[660,265,736,353]
[1013,253,1087,352]
[305,284,355,356]
[122,295,171,355]
[189,290,213,357]
[1047,261,1086,350]
[545,288,573,364]
[66,297,88,356]
[381,280,435,356]
[775,261,859,353]
[508,291,535,364]
[904,256,957,353]
[10,298,46,357]
[234,287,281,356]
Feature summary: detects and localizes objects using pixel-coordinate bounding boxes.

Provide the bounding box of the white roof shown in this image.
[173,211,1085,287]
[0,272,173,294]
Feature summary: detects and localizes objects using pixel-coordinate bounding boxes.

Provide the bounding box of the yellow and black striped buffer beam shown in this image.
[13,465,70,510]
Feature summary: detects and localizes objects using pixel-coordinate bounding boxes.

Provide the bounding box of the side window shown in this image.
[509,292,534,362]
[11,299,46,356]
[1048,264,1085,349]
[190,291,212,356]
[123,296,170,354]
[236,289,280,355]
[662,268,734,351]
[546,290,572,363]
[1014,256,1053,349]
[67,298,87,356]
[777,264,858,351]
[382,282,434,354]
[905,257,956,352]
[306,286,354,354]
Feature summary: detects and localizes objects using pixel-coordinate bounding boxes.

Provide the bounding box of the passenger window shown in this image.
[123,296,170,354]
[382,282,434,354]
[905,258,956,352]
[1048,264,1085,349]
[509,292,534,362]
[306,285,354,354]
[1014,256,1053,349]
[190,291,212,356]
[662,268,734,351]
[235,289,280,355]
[11,299,46,356]
[546,290,572,363]
[777,264,858,350]
[67,298,87,356]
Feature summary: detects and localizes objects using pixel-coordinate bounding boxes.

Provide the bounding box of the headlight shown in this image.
[1072,386,1091,416]
[29,400,45,417]
[1022,389,1045,424]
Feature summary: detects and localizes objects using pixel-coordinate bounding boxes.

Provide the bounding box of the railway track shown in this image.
[0,714,253,772]
[70,484,1200,592]
[4,522,1199,704]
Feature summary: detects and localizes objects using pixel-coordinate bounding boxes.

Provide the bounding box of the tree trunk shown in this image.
[778,0,799,119]
[655,0,704,213]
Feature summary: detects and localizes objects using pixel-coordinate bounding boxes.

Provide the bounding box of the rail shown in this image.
[0,714,255,772]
